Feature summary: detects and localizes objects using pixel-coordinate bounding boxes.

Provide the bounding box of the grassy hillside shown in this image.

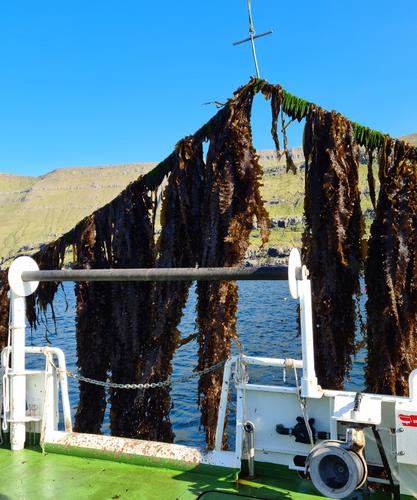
[3,134,416,264]
[0,163,155,263]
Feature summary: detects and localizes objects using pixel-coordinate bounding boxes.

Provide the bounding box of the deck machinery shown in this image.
[1,249,417,498]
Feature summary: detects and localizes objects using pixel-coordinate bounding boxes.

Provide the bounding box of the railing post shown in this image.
[7,256,39,451]
[288,249,322,399]
[9,291,27,450]
[299,267,322,398]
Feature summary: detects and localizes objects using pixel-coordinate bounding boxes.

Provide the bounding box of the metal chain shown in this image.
[63,359,226,390]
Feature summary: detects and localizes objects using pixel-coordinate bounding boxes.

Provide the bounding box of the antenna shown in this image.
[232,0,272,79]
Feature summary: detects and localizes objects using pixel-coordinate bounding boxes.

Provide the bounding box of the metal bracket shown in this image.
[8,256,39,297]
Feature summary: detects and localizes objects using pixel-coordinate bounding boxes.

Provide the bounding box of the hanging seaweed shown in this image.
[261,83,282,159]
[108,180,156,439]
[365,139,417,395]
[4,77,416,449]
[281,111,297,174]
[302,108,364,389]
[26,239,67,333]
[127,138,206,442]
[73,211,113,434]
[196,82,270,448]
[366,148,377,210]
[0,271,8,350]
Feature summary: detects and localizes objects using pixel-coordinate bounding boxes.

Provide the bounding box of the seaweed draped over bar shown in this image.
[1,78,417,445]
[365,140,417,395]
[196,83,269,448]
[302,109,364,389]
[0,272,8,348]
[0,80,270,443]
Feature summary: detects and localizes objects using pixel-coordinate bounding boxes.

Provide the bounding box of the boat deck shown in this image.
[0,446,398,499]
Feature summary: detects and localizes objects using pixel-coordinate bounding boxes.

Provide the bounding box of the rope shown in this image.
[293,365,314,446]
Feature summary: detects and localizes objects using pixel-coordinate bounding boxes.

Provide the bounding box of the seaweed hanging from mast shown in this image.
[365,140,417,395]
[196,82,269,449]
[302,108,364,389]
[1,77,417,446]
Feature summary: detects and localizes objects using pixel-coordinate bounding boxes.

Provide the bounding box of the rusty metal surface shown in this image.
[45,431,239,469]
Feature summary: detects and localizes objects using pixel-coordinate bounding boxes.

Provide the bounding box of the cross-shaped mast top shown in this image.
[233,0,273,79]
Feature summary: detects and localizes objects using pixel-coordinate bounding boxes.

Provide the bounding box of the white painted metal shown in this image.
[409,368,417,401]
[298,268,322,399]
[9,291,27,450]
[332,394,382,425]
[215,356,237,451]
[241,355,302,369]
[215,356,304,451]
[288,248,302,299]
[1,346,73,439]
[5,251,417,497]
[8,256,39,297]
[395,399,417,466]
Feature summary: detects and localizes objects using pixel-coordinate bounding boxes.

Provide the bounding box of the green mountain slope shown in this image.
[1,133,415,264]
[0,163,155,263]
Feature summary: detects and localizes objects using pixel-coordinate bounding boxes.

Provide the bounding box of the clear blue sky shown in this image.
[1,0,416,176]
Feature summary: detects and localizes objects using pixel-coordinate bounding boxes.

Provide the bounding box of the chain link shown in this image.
[62,359,226,390]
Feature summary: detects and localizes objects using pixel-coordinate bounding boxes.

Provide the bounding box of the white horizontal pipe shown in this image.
[241,355,303,369]
[21,266,289,283]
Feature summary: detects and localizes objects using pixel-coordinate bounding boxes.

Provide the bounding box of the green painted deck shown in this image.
[0,446,399,499]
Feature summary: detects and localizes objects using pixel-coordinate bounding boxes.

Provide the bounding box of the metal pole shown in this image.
[299,269,321,398]
[22,266,289,283]
[244,421,256,478]
[248,0,260,78]
[214,356,238,451]
[232,0,272,78]
[9,290,27,451]
[250,34,260,78]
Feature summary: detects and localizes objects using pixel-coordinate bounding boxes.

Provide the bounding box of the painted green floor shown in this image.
[0,447,399,500]
[0,446,323,500]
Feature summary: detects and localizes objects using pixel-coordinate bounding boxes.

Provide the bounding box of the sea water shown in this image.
[26,281,365,448]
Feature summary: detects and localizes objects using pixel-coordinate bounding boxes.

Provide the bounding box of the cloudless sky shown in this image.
[1,0,416,176]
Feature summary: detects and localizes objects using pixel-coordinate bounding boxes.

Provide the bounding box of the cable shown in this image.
[293,365,314,446]
[371,426,400,499]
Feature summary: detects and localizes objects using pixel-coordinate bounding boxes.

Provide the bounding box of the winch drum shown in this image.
[307,441,367,498]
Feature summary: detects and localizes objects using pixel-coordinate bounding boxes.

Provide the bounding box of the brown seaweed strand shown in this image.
[108,181,156,439]
[129,138,205,442]
[281,111,297,175]
[367,148,377,210]
[26,239,67,332]
[261,83,283,158]
[366,139,417,395]
[197,82,270,448]
[302,109,364,389]
[0,271,9,350]
[73,212,112,434]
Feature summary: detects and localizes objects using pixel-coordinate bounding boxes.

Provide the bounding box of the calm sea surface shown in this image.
[26,281,365,448]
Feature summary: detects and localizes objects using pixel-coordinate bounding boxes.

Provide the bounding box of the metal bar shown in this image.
[299,275,321,398]
[232,30,273,46]
[250,33,260,78]
[215,356,238,451]
[9,291,27,451]
[242,355,303,369]
[22,266,289,283]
